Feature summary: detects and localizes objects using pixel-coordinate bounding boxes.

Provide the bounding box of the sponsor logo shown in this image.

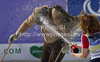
[83,0,100,16]
[29,46,82,59]
[30,46,43,59]
[1,48,21,54]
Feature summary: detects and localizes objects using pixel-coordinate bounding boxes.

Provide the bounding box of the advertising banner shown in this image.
[68,0,100,20]
[0,43,89,61]
[1,0,100,61]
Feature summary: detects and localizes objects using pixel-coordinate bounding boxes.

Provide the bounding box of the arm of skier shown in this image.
[8,10,36,43]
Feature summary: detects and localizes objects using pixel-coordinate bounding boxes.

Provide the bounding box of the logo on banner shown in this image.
[83,0,100,16]
[30,46,43,58]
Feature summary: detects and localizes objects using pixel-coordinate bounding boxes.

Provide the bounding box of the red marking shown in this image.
[47,14,49,17]
[90,43,91,45]
[94,30,98,33]
[71,46,76,51]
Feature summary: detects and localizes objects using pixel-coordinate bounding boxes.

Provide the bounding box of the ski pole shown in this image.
[1,37,13,62]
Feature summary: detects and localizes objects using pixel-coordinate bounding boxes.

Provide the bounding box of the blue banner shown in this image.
[0,0,66,44]
[68,0,100,20]
[1,0,100,44]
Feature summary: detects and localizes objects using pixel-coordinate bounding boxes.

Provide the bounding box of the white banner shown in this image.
[0,43,90,61]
